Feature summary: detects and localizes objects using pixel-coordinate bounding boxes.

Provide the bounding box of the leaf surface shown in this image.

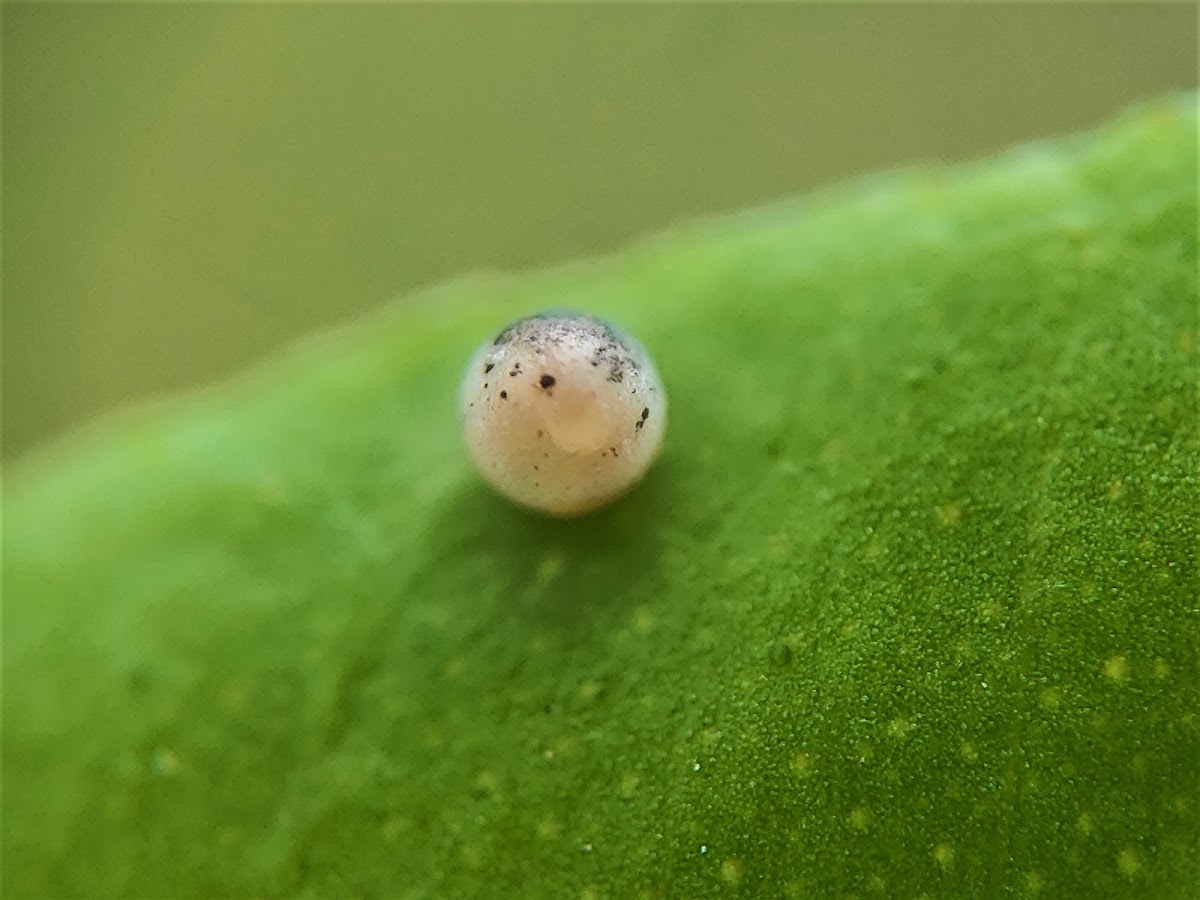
[4,95,1198,898]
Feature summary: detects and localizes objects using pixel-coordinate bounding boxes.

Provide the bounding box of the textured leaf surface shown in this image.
[4,96,1198,898]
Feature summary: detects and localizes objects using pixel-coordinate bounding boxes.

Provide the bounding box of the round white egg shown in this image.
[460,312,667,517]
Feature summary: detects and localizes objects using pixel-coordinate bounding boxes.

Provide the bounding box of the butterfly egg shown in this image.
[460,312,667,517]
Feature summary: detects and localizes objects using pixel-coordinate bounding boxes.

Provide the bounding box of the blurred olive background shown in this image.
[3,3,1196,461]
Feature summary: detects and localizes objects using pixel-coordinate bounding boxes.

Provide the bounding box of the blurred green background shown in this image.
[3,3,1196,461]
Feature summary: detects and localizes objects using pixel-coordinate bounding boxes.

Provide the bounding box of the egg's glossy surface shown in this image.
[460,312,667,517]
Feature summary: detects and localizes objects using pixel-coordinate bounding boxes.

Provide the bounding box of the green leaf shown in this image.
[4,95,1197,898]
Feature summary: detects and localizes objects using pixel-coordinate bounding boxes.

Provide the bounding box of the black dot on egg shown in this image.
[539,374,557,389]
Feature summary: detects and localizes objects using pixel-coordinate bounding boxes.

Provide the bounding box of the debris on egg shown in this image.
[460,312,667,517]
